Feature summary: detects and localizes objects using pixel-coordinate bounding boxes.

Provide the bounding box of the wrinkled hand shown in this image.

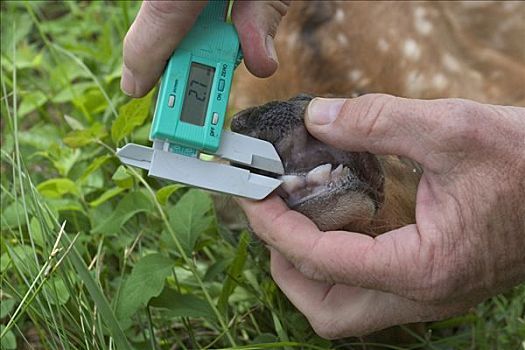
[121,0,289,97]
[239,94,525,338]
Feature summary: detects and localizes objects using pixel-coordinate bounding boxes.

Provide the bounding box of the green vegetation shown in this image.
[1,2,524,349]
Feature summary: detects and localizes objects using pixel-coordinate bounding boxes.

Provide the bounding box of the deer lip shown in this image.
[276,163,358,207]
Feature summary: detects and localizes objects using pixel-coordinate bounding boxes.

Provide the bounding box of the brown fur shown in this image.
[231,1,525,108]
[363,156,420,235]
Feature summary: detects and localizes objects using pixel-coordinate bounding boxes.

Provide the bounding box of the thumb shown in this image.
[305,94,444,166]
[121,1,207,97]
[232,1,290,78]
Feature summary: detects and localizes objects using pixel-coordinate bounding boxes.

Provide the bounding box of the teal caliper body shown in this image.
[117,0,284,199]
[151,1,242,157]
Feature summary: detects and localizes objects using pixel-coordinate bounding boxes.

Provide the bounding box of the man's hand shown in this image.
[239,94,525,338]
[121,1,289,97]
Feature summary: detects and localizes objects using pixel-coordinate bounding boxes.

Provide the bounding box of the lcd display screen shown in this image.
[180,63,215,126]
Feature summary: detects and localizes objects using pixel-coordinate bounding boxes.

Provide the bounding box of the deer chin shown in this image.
[231,94,384,232]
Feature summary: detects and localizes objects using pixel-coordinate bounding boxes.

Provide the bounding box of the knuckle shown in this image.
[142,1,205,30]
[122,32,138,61]
[293,255,323,281]
[438,99,488,147]
[410,257,458,303]
[396,240,448,303]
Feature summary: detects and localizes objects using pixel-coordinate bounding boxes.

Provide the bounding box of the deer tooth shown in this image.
[331,164,344,180]
[280,175,306,194]
[306,164,332,186]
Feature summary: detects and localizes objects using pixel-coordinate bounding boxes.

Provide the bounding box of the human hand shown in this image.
[121,0,289,97]
[239,94,525,338]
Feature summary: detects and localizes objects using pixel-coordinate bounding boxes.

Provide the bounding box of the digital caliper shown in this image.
[117,1,284,199]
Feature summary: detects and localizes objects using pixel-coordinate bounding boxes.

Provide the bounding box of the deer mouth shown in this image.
[277,163,366,207]
[231,94,384,231]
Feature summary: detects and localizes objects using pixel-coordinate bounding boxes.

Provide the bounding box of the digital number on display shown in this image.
[180,63,215,126]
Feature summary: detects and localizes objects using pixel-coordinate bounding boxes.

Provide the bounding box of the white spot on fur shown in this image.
[405,70,427,95]
[335,9,345,23]
[357,77,370,88]
[442,53,461,72]
[432,73,448,89]
[349,70,363,82]
[377,38,389,52]
[337,33,348,46]
[414,7,433,35]
[286,31,298,48]
[414,7,426,17]
[403,39,421,61]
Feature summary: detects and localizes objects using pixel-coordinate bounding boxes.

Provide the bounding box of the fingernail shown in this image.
[121,65,136,97]
[306,98,345,125]
[265,35,278,64]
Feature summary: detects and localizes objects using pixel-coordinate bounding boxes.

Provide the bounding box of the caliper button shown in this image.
[168,94,176,108]
[212,112,219,125]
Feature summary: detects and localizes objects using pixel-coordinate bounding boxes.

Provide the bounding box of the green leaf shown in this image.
[1,245,34,273]
[0,10,32,59]
[150,287,216,321]
[168,189,213,255]
[72,88,108,115]
[18,124,60,150]
[116,254,174,321]
[217,231,250,315]
[29,217,44,247]
[80,154,112,182]
[44,198,83,213]
[89,187,126,207]
[92,191,153,235]
[0,299,16,318]
[18,91,47,118]
[0,325,17,349]
[0,253,10,273]
[43,277,70,305]
[156,184,185,205]
[34,144,81,177]
[111,165,133,188]
[1,201,27,230]
[49,62,91,89]
[63,114,85,130]
[63,122,107,148]
[111,90,153,143]
[37,178,79,199]
[52,82,94,104]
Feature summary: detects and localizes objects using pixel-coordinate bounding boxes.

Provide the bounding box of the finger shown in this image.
[270,248,461,338]
[232,1,290,77]
[238,195,429,295]
[305,94,478,170]
[121,1,206,97]
[270,248,465,339]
